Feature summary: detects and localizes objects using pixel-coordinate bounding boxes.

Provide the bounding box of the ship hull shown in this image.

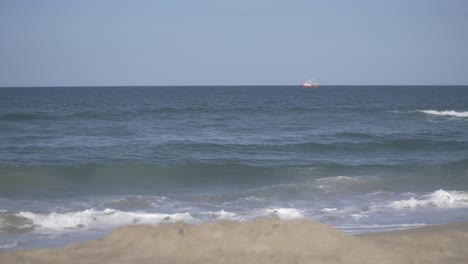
[301,84,319,88]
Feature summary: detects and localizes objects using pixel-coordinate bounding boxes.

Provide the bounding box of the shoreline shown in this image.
[1,219,467,264]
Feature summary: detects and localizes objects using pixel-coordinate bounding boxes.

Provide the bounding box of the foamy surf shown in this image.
[417,110,468,117]
[0,207,308,235]
[1,209,195,233]
[387,190,468,209]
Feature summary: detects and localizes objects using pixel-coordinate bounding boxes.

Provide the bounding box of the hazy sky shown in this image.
[1,0,467,86]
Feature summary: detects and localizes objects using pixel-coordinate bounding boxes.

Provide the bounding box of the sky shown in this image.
[0,0,467,86]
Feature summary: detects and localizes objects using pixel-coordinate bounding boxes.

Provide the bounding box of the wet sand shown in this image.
[1,219,467,264]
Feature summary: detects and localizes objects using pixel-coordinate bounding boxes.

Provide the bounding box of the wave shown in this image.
[314,176,372,193]
[318,206,366,222]
[314,189,468,224]
[0,209,195,233]
[315,176,367,185]
[199,210,242,221]
[417,110,468,117]
[445,158,468,171]
[1,105,307,123]
[102,196,170,210]
[261,208,304,220]
[336,223,426,234]
[387,190,468,209]
[160,138,468,159]
[0,241,17,250]
[0,112,54,121]
[0,207,306,234]
[2,159,468,199]
[0,163,300,197]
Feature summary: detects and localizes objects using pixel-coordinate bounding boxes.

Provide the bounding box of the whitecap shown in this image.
[417,110,468,117]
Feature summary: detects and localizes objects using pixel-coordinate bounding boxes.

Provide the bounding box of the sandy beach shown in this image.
[1,219,467,264]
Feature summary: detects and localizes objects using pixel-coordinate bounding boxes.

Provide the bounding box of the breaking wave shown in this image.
[387,190,468,209]
[0,207,307,234]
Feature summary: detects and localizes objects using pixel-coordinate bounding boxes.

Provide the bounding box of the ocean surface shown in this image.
[1,85,468,250]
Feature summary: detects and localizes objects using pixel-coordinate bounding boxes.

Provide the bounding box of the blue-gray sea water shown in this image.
[1,86,468,250]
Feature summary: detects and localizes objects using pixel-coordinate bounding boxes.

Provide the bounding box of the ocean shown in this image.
[1,85,467,250]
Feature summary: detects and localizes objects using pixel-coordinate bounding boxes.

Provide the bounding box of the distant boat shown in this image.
[301,78,319,88]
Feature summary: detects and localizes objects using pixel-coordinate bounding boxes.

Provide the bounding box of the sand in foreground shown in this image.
[1,219,467,264]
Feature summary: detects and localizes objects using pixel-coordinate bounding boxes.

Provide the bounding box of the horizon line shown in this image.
[1,84,468,88]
